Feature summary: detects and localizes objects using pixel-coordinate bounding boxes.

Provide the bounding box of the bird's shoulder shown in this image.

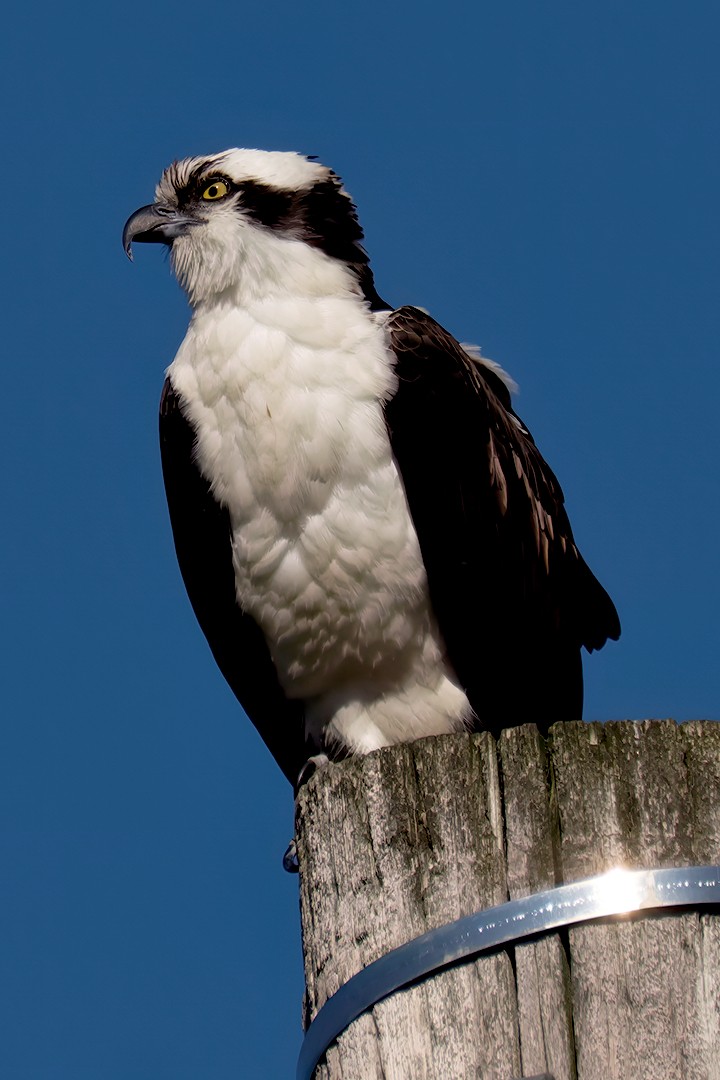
[385,304,515,411]
[383,304,566,525]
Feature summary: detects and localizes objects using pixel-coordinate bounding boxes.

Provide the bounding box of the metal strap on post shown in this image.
[297,864,720,1080]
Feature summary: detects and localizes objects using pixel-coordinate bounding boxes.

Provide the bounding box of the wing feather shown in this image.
[384,306,620,732]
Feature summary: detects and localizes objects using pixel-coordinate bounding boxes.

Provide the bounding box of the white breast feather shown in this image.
[168,235,472,754]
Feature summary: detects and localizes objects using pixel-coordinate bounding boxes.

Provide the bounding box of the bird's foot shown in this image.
[294,752,330,796]
[282,754,330,874]
[282,838,299,874]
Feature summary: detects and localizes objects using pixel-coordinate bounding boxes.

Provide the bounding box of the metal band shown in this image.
[297,864,720,1080]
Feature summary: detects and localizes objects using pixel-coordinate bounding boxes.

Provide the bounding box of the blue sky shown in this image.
[2,2,718,1077]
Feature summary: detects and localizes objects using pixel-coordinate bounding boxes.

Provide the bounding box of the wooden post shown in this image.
[296,721,720,1079]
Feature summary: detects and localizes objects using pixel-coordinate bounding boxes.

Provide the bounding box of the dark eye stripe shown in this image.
[237,181,295,226]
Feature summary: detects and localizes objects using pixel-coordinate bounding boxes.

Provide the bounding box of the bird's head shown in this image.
[123,149,380,307]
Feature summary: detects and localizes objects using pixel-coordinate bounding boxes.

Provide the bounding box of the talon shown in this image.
[294,753,330,795]
[282,838,299,874]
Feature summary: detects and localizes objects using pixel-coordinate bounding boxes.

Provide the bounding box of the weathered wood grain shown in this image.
[552,721,720,1080]
[500,725,576,1080]
[296,721,720,1079]
[296,734,520,1079]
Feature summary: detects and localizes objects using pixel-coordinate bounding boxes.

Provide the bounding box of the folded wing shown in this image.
[384,306,620,733]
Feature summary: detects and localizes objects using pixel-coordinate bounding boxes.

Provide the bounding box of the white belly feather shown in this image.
[168,294,472,754]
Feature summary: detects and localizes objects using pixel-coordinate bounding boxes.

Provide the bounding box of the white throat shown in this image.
[172,210,363,309]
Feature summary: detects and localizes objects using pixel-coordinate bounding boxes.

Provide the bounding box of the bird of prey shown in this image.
[123,149,620,787]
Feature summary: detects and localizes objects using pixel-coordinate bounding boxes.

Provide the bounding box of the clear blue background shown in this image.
[2,2,718,1077]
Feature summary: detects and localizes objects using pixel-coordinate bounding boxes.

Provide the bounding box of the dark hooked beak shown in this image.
[122,203,197,260]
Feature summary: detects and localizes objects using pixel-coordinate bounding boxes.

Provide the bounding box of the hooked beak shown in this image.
[122,203,197,260]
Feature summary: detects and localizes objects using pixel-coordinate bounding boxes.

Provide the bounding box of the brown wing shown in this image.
[385,306,620,733]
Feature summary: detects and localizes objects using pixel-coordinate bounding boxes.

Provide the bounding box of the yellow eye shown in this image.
[201,180,230,201]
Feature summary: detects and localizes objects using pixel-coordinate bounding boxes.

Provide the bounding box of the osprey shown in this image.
[123,149,620,787]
